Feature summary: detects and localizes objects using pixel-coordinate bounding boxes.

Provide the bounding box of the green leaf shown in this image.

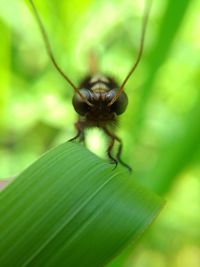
[146,96,200,194]
[0,19,11,130]
[0,142,164,267]
[131,0,192,137]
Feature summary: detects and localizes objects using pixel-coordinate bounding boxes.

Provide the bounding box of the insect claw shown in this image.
[110,159,118,170]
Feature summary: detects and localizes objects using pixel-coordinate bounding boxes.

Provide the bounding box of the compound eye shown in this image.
[72,88,91,116]
[111,90,128,115]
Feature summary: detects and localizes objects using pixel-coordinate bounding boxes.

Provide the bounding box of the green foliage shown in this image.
[0,142,163,267]
[0,0,199,266]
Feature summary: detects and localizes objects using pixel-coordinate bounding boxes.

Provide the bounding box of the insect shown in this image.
[29,0,151,172]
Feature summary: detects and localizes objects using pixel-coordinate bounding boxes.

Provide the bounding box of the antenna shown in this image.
[108,0,152,106]
[29,0,93,106]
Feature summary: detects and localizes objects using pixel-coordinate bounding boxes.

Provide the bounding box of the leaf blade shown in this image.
[0,142,164,267]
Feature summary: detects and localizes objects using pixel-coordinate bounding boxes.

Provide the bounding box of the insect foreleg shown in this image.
[68,120,85,142]
[107,137,118,169]
[116,139,132,172]
[103,127,132,172]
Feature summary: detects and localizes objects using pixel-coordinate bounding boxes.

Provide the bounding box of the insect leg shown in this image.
[116,139,132,172]
[68,120,84,142]
[107,137,118,169]
[103,127,132,172]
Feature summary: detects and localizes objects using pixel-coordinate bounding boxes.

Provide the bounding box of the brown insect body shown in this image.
[29,0,151,172]
[70,74,130,171]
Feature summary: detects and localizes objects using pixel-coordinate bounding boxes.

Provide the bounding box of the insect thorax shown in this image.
[79,74,119,93]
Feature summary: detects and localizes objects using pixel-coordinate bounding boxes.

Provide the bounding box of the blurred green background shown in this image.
[0,0,199,266]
